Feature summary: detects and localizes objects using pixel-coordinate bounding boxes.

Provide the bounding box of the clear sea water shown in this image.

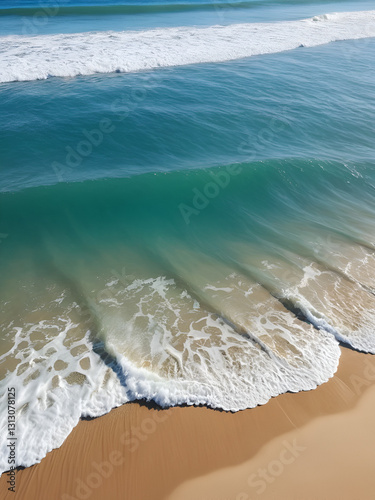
[1,0,375,472]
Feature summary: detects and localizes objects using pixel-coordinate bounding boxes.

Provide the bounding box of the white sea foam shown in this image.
[1,10,375,83]
[0,274,341,474]
[226,242,375,354]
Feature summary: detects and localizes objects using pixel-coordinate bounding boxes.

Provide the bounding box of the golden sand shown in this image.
[1,347,374,500]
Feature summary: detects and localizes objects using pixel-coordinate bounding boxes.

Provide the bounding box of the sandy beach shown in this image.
[2,0,375,498]
[1,346,374,500]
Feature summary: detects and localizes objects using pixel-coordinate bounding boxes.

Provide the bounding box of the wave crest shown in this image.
[1,10,374,83]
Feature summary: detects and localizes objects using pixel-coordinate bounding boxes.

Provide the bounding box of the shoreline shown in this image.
[1,347,375,499]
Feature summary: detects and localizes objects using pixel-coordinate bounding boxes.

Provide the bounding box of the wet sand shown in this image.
[1,347,375,500]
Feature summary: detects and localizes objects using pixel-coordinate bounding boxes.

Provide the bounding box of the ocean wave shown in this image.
[0,1,264,17]
[1,158,375,473]
[0,0,357,17]
[1,10,375,83]
[0,272,341,474]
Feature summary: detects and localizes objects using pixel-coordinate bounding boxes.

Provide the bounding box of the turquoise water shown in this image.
[1,0,375,473]
[1,0,374,35]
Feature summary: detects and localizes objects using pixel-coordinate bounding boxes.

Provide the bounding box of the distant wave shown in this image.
[1,10,374,83]
[0,2,262,17]
[0,0,355,17]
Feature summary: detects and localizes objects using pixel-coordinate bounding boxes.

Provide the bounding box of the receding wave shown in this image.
[1,10,375,83]
[1,157,375,472]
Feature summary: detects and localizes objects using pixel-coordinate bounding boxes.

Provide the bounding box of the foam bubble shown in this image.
[0,294,129,475]
[233,246,375,354]
[0,271,341,474]
[1,10,375,83]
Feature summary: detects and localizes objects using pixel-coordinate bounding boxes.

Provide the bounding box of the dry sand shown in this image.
[1,347,375,500]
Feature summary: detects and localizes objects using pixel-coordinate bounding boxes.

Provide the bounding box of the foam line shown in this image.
[1,10,375,83]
